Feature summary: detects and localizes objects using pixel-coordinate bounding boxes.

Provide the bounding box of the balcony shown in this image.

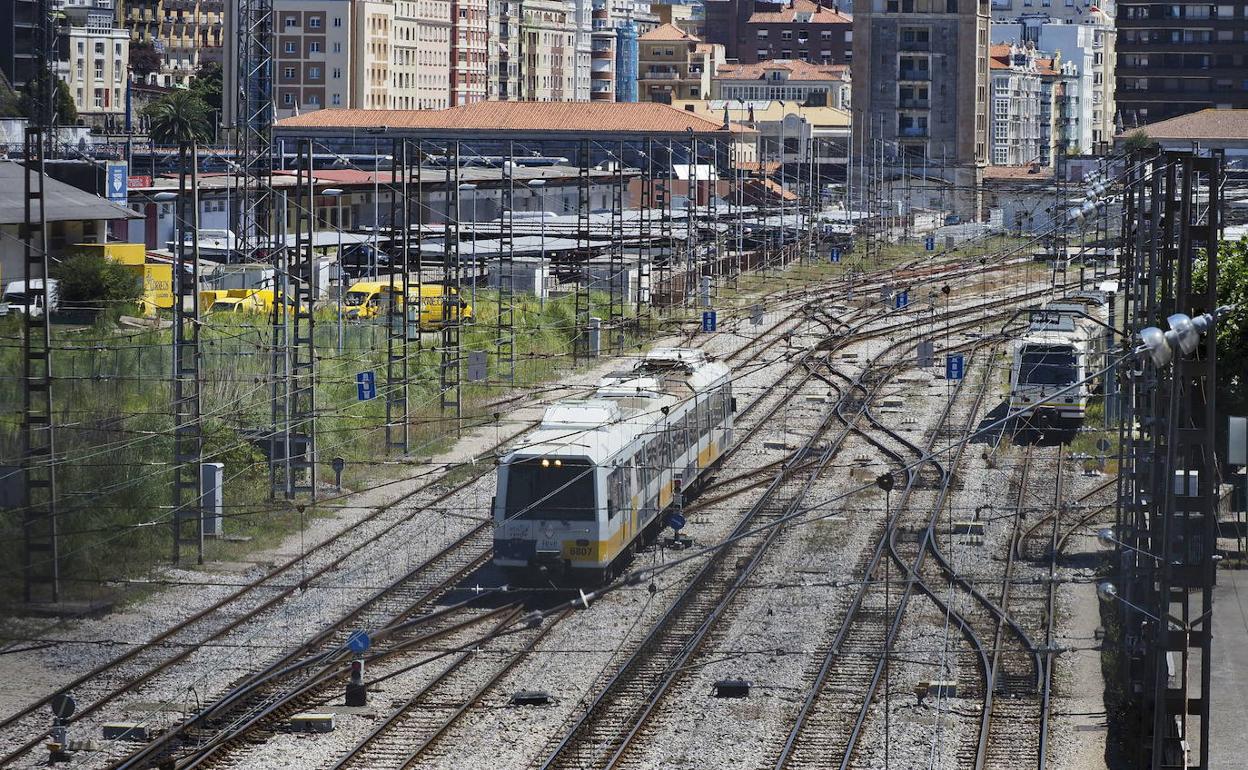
[899,98,929,108]
[643,69,681,79]
[898,68,931,81]
[899,126,928,137]
[899,39,930,52]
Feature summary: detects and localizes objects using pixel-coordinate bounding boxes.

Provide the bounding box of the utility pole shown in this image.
[172,141,204,563]
[573,138,592,362]
[439,142,463,434]
[20,128,59,603]
[385,139,411,453]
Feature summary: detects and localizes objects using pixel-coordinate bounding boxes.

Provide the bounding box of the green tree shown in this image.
[1123,130,1155,154]
[18,69,77,125]
[129,42,163,81]
[52,252,143,312]
[0,72,22,118]
[143,89,212,145]
[1211,239,1248,415]
[188,61,223,112]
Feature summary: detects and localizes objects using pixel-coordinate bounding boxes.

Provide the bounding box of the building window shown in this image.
[284,15,296,27]
[95,42,104,54]
[333,16,343,26]
[95,60,104,80]
[821,30,831,39]
[310,41,322,52]
[284,66,295,78]
[283,93,294,105]
[76,61,84,79]
[332,93,341,105]
[284,41,297,53]
[94,88,104,108]
[333,42,342,52]
[781,30,792,40]
[309,66,321,79]
[332,67,342,78]
[308,93,320,105]
[309,17,321,28]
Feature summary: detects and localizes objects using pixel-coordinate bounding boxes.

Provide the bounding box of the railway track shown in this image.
[7,247,1067,769]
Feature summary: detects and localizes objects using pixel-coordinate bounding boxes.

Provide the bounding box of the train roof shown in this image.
[503,348,730,464]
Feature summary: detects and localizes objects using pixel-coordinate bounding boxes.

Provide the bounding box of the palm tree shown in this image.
[144,89,213,146]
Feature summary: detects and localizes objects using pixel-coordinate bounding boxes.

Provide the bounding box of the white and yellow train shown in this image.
[1009,288,1114,432]
[492,348,734,584]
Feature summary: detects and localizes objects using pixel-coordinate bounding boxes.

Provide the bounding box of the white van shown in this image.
[3,279,61,318]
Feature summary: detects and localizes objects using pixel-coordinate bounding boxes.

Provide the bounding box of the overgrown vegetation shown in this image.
[0,290,677,600]
[52,252,144,317]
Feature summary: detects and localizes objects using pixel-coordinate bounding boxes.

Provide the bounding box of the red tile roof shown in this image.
[275,101,738,134]
[640,22,699,41]
[747,0,851,24]
[1125,108,1248,141]
[715,59,849,81]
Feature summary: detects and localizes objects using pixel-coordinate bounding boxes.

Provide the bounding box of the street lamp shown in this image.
[459,182,479,312]
[321,187,346,353]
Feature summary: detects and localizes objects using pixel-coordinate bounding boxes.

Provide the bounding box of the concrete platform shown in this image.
[1211,568,1248,769]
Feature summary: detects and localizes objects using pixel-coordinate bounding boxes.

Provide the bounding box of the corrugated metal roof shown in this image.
[276,101,736,135]
[0,162,141,226]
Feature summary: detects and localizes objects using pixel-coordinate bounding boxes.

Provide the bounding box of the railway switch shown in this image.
[346,659,367,706]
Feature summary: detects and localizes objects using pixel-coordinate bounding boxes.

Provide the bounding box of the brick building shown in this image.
[704,0,853,65]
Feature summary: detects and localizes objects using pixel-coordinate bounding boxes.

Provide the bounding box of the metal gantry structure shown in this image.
[172,143,204,563]
[20,128,59,603]
[497,141,517,382]
[385,140,413,453]
[573,139,593,363]
[1116,148,1223,770]
[608,142,626,355]
[439,142,463,433]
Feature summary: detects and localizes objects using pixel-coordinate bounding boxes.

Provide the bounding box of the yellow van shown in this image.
[343,279,473,329]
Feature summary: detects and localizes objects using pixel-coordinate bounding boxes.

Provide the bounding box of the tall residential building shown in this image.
[519,0,579,99]
[1116,0,1248,125]
[851,0,990,215]
[56,0,130,129]
[452,0,489,103]
[588,0,649,100]
[992,18,1112,152]
[990,0,1115,147]
[636,23,724,103]
[0,0,43,91]
[988,42,1045,165]
[394,0,452,109]
[117,0,225,87]
[704,0,853,66]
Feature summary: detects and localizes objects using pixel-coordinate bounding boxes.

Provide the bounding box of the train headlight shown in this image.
[553,459,562,467]
[541,458,550,468]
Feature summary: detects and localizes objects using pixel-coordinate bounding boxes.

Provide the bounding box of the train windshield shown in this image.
[503,458,596,522]
[1019,344,1077,386]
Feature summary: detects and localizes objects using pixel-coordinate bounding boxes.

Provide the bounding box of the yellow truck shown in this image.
[203,288,292,314]
[343,279,473,329]
[73,242,173,316]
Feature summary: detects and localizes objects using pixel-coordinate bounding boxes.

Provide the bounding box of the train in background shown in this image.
[493,348,734,585]
[1009,285,1117,433]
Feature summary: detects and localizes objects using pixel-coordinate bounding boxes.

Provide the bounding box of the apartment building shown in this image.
[704,0,853,65]
[652,1,707,36]
[636,24,724,103]
[989,42,1066,166]
[851,0,990,216]
[993,20,1108,152]
[452,0,489,104]
[56,0,130,129]
[117,0,225,86]
[712,59,850,107]
[0,0,43,91]
[991,0,1115,146]
[1116,0,1248,125]
[394,0,452,109]
[516,0,585,100]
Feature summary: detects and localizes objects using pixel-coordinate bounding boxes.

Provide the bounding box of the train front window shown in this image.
[504,458,596,522]
[1019,345,1077,386]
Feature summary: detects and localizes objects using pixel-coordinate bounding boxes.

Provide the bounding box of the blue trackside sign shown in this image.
[356,371,377,401]
[702,310,717,332]
[946,354,965,380]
